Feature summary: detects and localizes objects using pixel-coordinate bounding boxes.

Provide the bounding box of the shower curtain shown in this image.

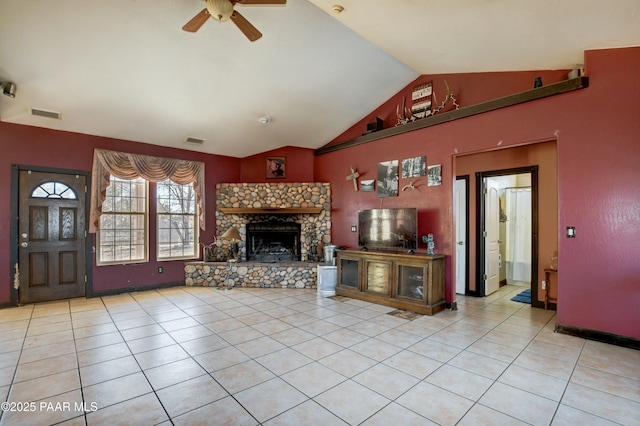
[506,188,532,282]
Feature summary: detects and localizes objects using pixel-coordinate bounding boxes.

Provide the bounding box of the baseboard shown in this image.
[0,301,16,310]
[89,281,185,298]
[556,324,640,350]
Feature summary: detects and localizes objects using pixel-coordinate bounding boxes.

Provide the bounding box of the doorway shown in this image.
[12,166,90,304]
[477,166,538,302]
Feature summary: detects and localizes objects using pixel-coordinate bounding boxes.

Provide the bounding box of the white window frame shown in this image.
[156,179,199,261]
[97,176,149,266]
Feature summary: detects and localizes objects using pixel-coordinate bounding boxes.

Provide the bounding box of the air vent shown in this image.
[30,108,61,120]
[185,137,205,144]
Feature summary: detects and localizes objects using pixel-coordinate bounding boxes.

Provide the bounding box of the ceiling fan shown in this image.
[182,0,286,42]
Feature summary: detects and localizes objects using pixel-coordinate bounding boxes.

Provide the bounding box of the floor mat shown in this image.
[511,288,531,304]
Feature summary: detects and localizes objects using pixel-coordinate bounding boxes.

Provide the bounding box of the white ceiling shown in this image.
[1,0,638,158]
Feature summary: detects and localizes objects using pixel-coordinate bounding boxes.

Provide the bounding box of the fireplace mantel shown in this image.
[219,207,323,215]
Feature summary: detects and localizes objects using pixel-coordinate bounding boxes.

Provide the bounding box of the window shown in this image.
[157,179,198,260]
[31,181,77,199]
[97,176,147,265]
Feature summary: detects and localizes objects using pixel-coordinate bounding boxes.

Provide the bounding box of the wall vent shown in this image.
[185,137,205,144]
[30,108,61,120]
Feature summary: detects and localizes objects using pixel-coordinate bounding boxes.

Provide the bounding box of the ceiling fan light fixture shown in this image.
[206,0,234,22]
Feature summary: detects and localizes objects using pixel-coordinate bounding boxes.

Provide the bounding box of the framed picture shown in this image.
[401,156,426,178]
[377,160,399,197]
[361,179,375,192]
[266,157,286,179]
[427,164,442,186]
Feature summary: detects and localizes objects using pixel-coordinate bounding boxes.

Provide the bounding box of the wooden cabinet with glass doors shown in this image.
[336,249,445,315]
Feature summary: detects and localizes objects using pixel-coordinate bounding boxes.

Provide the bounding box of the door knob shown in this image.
[20,242,28,248]
[457,241,463,245]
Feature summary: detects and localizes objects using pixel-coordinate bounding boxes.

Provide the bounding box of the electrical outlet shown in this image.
[351,226,357,232]
[158,267,163,273]
[542,280,546,290]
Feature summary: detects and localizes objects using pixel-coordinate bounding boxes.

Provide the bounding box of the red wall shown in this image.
[316,47,640,339]
[0,123,239,300]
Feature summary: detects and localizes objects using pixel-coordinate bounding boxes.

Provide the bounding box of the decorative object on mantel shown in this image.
[411,81,432,119]
[430,80,459,116]
[534,77,543,88]
[220,226,242,261]
[427,164,442,186]
[396,96,416,126]
[346,166,359,191]
[397,80,459,125]
[396,96,411,126]
[363,117,383,136]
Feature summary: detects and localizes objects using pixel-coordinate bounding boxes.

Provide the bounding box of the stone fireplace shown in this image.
[214,182,331,263]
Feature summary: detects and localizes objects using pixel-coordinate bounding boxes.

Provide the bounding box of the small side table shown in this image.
[544,268,558,310]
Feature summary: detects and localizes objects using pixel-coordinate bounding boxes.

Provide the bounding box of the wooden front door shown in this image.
[18,171,87,303]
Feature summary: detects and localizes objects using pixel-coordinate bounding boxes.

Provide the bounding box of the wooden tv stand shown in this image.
[335,249,445,315]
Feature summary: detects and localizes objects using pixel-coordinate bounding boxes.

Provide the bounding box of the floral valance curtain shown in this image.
[89,149,205,233]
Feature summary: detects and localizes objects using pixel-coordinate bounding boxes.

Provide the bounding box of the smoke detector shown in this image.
[258,116,271,125]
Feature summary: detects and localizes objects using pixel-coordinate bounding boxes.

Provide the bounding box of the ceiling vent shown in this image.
[185,137,205,144]
[30,108,61,120]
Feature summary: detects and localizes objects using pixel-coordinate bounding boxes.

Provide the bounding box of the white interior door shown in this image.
[484,178,500,295]
[455,178,467,294]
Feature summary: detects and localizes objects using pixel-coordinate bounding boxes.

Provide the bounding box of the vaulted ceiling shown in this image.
[1,0,638,157]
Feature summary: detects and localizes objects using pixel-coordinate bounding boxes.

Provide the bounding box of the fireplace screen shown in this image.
[246,222,301,262]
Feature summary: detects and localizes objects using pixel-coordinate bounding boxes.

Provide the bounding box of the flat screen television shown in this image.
[358,208,417,250]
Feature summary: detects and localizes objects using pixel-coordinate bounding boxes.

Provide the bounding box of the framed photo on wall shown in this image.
[402,156,426,178]
[266,157,286,179]
[377,160,399,197]
[427,164,442,186]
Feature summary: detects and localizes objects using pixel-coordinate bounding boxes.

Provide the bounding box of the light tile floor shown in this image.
[0,284,638,425]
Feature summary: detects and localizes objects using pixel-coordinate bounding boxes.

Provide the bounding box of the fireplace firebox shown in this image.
[246,221,301,262]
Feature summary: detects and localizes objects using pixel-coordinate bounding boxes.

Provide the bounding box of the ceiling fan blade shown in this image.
[182,9,210,32]
[235,0,286,5]
[230,10,262,42]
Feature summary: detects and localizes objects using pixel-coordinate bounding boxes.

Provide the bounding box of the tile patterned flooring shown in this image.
[0,284,638,425]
